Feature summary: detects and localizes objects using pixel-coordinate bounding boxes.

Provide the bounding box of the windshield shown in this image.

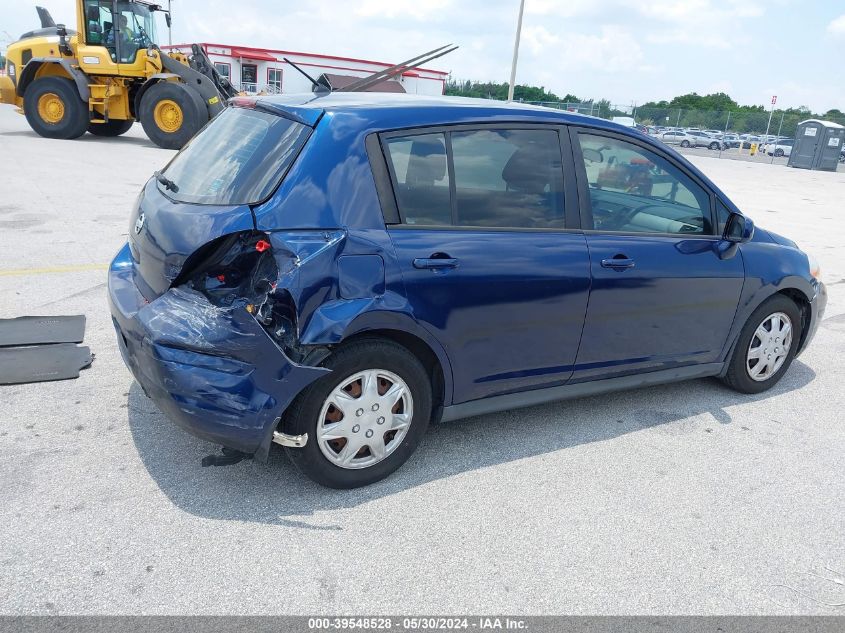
[159,107,312,205]
[85,0,158,61]
[119,1,158,47]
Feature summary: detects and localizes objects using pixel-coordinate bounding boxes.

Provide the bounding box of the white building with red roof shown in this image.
[162,43,449,96]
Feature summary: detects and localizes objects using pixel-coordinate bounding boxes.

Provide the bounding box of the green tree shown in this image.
[443,80,844,133]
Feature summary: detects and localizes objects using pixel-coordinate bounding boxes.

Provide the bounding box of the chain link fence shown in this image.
[519,102,845,136]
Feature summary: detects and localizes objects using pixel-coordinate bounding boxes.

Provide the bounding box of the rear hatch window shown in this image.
[158,106,311,205]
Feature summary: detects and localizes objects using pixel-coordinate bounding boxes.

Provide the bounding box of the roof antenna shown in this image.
[283,57,330,94]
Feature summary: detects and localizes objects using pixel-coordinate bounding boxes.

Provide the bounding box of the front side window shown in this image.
[383,127,566,229]
[578,133,712,235]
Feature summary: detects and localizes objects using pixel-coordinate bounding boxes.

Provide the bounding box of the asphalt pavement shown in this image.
[1,107,843,615]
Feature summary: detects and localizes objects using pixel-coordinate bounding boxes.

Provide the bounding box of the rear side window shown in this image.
[383,127,565,229]
[159,107,311,205]
[383,133,451,226]
[451,129,564,228]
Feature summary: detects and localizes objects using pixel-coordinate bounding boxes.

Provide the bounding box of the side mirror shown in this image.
[165,13,172,28]
[724,212,754,244]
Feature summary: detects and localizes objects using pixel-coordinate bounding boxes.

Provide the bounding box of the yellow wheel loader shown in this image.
[0,2,237,149]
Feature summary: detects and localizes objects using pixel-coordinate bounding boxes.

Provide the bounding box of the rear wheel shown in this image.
[87,119,134,137]
[282,339,432,488]
[680,140,690,147]
[709,142,720,150]
[23,77,89,140]
[721,295,802,394]
[139,81,206,150]
[774,148,784,157]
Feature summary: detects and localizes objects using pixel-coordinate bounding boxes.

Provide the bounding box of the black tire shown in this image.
[139,81,207,150]
[680,140,690,147]
[282,338,432,488]
[721,294,802,394]
[87,119,134,137]
[709,142,720,150]
[774,148,784,157]
[23,76,89,140]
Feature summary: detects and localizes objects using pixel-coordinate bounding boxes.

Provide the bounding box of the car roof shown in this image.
[252,92,630,131]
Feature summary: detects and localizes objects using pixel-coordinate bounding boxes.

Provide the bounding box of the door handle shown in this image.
[413,257,458,270]
[601,257,635,270]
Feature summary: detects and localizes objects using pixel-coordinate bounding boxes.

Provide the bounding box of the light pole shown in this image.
[507,0,526,102]
[764,95,776,143]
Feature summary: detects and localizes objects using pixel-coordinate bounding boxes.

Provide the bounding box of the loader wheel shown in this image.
[88,119,134,137]
[24,77,89,140]
[139,82,206,150]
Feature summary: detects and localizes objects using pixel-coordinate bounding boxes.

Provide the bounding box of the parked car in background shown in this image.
[767,139,794,157]
[723,134,741,148]
[108,93,827,488]
[661,130,695,147]
[687,131,726,150]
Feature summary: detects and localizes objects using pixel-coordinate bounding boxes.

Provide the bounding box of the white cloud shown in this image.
[355,0,452,21]
[646,30,731,49]
[828,14,845,35]
[521,25,646,73]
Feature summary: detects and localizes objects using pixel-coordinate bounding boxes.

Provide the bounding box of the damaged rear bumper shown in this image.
[108,244,329,460]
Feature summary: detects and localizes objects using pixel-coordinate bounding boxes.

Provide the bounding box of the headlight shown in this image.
[807,252,822,281]
[7,62,15,77]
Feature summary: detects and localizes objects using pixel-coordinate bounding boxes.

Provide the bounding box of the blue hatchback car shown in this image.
[109,93,826,488]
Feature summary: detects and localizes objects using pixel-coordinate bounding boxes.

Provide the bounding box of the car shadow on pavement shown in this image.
[127,360,816,525]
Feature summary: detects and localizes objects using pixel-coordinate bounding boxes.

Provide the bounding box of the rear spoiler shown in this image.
[229,97,324,128]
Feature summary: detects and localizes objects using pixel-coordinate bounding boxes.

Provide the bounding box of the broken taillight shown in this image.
[174,231,278,308]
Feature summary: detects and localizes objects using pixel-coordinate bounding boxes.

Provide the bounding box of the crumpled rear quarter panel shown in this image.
[109,246,329,457]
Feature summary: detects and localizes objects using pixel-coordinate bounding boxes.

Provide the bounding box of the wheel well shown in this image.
[777,288,811,352]
[340,329,446,423]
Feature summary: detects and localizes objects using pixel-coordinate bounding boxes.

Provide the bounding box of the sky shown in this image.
[3,0,845,112]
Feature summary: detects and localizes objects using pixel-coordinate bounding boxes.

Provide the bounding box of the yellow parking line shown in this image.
[0,263,109,277]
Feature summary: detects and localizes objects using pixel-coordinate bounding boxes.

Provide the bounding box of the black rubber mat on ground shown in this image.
[0,344,93,385]
[0,315,86,347]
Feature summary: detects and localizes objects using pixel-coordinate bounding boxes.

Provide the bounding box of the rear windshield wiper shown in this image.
[154,171,179,193]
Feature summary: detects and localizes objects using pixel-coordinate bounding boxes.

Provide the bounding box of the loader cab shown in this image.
[78,0,159,76]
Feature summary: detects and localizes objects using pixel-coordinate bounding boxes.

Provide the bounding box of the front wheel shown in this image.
[139,81,207,150]
[721,295,802,394]
[774,148,784,157]
[680,140,690,147]
[282,339,432,488]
